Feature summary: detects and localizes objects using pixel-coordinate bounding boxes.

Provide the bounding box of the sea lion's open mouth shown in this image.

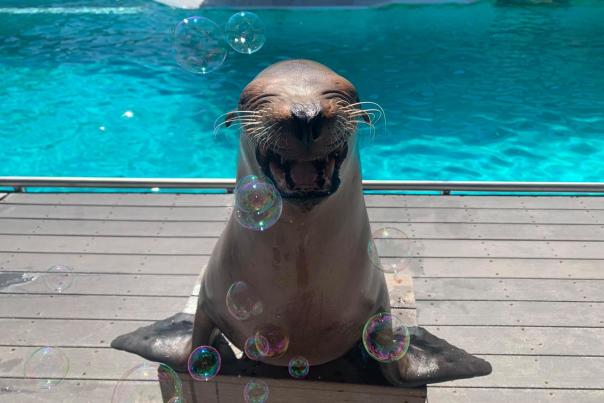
[255,143,348,199]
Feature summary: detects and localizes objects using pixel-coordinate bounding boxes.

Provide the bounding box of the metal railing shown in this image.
[1,176,604,194]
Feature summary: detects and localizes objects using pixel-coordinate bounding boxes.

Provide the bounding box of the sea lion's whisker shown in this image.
[213,116,263,136]
[212,110,260,133]
[213,110,259,121]
[345,102,387,132]
[348,109,382,122]
[356,119,377,138]
[247,122,278,147]
[262,123,281,150]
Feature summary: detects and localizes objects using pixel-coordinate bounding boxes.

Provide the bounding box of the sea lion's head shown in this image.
[226,60,370,201]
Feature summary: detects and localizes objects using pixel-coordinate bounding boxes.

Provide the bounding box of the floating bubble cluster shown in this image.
[368,227,413,273]
[226,281,264,321]
[288,356,310,379]
[43,265,74,293]
[173,11,266,74]
[234,175,282,231]
[188,346,221,381]
[243,380,269,403]
[112,362,182,403]
[173,16,228,74]
[24,346,69,389]
[362,312,411,363]
[244,335,269,361]
[225,11,266,54]
[255,325,289,358]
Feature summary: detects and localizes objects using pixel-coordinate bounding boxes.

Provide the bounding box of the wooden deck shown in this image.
[0,192,603,402]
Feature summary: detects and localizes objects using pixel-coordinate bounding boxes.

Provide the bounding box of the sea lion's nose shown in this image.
[291,103,324,145]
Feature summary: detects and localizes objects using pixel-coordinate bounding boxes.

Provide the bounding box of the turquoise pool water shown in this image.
[1,0,603,182]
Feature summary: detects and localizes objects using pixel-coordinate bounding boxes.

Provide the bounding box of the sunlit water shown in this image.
[1,0,603,181]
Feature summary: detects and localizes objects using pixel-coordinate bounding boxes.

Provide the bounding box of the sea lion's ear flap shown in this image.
[224,111,238,128]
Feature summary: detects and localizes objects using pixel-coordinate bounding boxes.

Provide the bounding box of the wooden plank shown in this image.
[438,355,604,389]
[416,300,604,327]
[0,218,225,237]
[365,195,604,210]
[377,239,604,259]
[415,278,604,302]
[0,235,216,255]
[0,319,153,347]
[428,388,604,403]
[0,253,209,274]
[3,203,604,225]
[415,258,604,279]
[0,346,155,380]
[208,375,425,403]
[389,222,604,241]
[0,379,145,403]
[0,294,187,321]
[2,219,604,242]
[0,273,195,296]
[422,325,604,356]
[0,204,229,221]
[4,193,232,207]
[369,207,600,225]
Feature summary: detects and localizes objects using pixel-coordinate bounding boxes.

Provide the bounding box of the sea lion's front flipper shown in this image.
[380,326,492,387]
[111,312,195,371]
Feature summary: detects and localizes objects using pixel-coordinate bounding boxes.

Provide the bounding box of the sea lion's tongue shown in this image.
[290,161,318,186]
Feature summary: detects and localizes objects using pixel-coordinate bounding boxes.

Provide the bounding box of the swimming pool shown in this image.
[1,0,603,182]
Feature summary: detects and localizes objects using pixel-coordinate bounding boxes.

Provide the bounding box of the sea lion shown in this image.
[112,60,491,387]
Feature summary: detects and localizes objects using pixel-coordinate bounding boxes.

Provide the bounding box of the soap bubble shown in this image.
[24,347,69,389]
[174,16,228,74]
[368,227,413,273]
[255,325,289,358]
[225,11,266,54]
[43,265,74,293]
[362,312,411,363]
[234,175,282,231]
[112,362,182,403]
[188,346,221,381]
[288,356,309,379]
[243,380,269,403]
[235,175,279,214]
[226,281,264,321]
[244,335,269,361]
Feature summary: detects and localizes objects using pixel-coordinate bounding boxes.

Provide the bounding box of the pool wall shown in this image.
[157,0,481,9]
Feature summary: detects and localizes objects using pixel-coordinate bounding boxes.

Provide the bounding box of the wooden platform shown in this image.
[0,192,603,402]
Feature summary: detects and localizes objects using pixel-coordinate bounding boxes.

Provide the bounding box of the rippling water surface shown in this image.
[1,0,603,181]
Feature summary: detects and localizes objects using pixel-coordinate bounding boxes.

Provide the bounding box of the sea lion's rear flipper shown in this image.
[381,326,492,387]
[111,312,196,372]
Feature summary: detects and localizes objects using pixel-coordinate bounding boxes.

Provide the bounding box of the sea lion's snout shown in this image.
[253,97,351,199]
